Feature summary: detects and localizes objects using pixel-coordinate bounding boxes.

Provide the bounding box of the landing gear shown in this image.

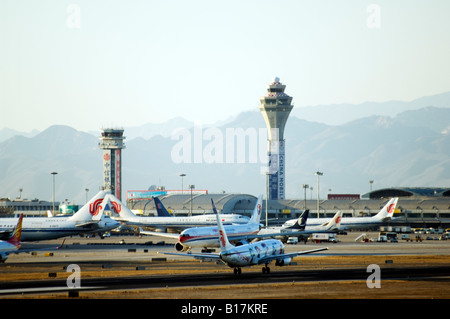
[233,268,242,275]
[262,265,270,274]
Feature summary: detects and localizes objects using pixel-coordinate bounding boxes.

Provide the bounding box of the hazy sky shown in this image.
[1,0,449,132]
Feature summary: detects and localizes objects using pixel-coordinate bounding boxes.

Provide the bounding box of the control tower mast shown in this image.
[259,77,293,200]
[99,128,125,200]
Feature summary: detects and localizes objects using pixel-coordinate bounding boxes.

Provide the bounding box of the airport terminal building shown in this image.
[0,198,60,217]
[1,187,449,228]
[126,187,450,229]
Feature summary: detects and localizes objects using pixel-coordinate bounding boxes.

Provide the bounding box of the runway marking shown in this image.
[0,286,103,295]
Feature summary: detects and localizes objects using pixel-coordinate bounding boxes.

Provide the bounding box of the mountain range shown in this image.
[1,93,449,204]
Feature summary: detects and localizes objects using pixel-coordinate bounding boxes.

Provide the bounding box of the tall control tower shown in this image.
[259,77,293,200]
[99,128,125,200]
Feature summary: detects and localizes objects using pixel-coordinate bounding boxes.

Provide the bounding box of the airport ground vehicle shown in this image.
[311,233,338,243]
[377,231,398,242]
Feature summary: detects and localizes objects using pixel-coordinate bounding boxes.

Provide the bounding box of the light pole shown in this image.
[369,180,374,192]
[51,172,58,215]
[85,188,89,203]
[179,173,186,194]
[302,184,309,210]
[314,171,323,218]
[188,184,195,216]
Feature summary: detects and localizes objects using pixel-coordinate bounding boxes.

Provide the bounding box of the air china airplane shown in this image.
[109,195,250,232]
[0,191,120,241]
[281,197,399,231]
[140,195,264,252]
[160,199,328,275]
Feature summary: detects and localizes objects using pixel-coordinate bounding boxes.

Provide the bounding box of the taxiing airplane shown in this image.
[140,195,264,252]
[108,195,250,233]
[0,214,23,262]
[282,197,398,231]
[160,199,328,275]
[0,191,120,241]
[257,210,343,239]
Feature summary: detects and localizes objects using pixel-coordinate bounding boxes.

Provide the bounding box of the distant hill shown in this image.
[291,91,450,125]
[0,126,101,203]
[0,128,39,143]
[1,94,450,204]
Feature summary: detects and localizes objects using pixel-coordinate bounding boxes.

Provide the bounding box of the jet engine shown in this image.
[275,257,291,266]
[175,242,189,252]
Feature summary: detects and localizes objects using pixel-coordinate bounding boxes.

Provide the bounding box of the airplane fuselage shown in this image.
[283,217,387,230]
[0,216,119,241]
[177,223,260,249]
[220,239,285,268]
[0,241,19,261]
[117,214,250,230]
[0,241,19,253]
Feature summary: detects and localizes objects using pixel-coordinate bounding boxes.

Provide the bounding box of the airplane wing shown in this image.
[139,228,180,239]
[257,247,328,265]
[159,251,222,262]
[15,239,67,254]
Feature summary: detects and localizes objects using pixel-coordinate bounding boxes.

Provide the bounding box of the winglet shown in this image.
[211,199,234,252]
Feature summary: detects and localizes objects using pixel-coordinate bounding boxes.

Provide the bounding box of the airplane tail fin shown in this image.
[92,196,111,221]
[249,195,263,224]
[374,197,399,221]
[286,210,309,230]
[104,194,136,219]
[153,197,172,217]
[324,211,343,231]
[211,199,234,252]
[7,214,23,247]
[69,190,109,221]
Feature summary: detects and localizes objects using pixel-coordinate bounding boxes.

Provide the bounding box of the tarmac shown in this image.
[1,231,450,300]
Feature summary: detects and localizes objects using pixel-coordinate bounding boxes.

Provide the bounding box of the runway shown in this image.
[2,262,450,294]
[1,232,450,299]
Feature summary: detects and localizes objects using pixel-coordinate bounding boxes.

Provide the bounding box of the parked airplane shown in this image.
[140,195,264,252]
[108,195,250,233]
[282,198,398,231]
[0,191,120,241]
[0,214,23,262]
[258,210,343,239]
[160,199,328,275]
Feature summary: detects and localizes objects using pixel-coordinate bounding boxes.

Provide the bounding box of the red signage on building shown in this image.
[328,194,360,200]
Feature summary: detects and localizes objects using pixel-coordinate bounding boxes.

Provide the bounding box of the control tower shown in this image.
[99,128,126,200]
[259,77,293,200]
